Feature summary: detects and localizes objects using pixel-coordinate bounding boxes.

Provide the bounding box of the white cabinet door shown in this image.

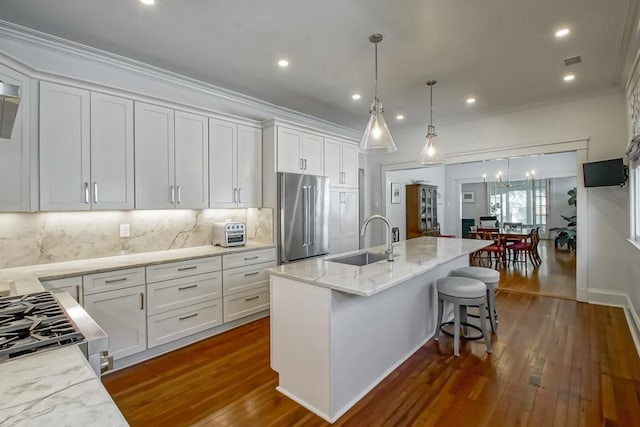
[90,92,134,210]
[341,143,359,188]
[209,118,237,208]
[324,138,342,186]
[341,189,360,253]
[83,285,146,360]
[134,102,175,209]
[41,276,83,305]
[175,110,208,209]
[277,127,302,174]
[302,133,324,176]
[329,189,343,254]
[237,125,262,207]
[0,65,32,212]
[40,82,91,211]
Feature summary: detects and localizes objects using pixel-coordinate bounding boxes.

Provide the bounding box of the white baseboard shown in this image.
[585,289,640,358]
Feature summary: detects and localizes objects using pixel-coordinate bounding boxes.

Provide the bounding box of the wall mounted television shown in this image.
[582,158,628,188]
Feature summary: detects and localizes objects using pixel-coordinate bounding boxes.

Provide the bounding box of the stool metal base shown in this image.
[439,321,484,341]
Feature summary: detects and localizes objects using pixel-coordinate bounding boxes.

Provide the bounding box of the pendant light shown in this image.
[358,34,397,153]
[418,80,444,165]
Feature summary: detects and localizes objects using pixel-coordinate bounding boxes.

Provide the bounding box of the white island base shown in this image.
[270,244,478,423]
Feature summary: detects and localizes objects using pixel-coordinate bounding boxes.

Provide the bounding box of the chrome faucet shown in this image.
[361,214,394,262]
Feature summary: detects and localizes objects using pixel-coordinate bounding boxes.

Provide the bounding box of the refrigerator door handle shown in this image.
[309,186,316,246]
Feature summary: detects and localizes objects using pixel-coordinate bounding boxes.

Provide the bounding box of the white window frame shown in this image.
[633,167,640,243]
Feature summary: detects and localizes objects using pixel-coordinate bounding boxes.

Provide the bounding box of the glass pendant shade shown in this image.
[359,99,397,153]
[359,33,397,154]
[418,125,443,164]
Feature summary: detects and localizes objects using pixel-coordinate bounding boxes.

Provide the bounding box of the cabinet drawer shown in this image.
[223,261,276,296]
[146,256,221,283]
[83,267,145,295]
[147,272,222,315]
[147,300,222,348]
[41,276,83,304]
[223,286,269,323]
[222,248,276,269]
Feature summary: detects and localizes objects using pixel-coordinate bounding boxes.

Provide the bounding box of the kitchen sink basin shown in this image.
[327,251,387,267]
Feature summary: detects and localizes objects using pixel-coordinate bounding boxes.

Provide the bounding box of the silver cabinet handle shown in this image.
[179,313,198,321]
[105,277,127,284]
[93,182,99,204]
[244,255,259,261]
[177,185,182,204]
[140,292,144,310]
[84,182,89,204]
[244,296,260,302]
[244,271,260,277]
[233,188,237,203]
[75,285,80,302]
[299,158,304,170]
[178,284,198,291]
[177,266,197,272]
[238,188,242,204]
[309,185,315,246]
[170,185,175,204]
[304,159,308,170]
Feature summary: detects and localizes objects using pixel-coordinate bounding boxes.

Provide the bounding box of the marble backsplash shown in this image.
[0,208,273,269]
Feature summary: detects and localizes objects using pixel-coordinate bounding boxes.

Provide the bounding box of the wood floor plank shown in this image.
[102,242,640,427]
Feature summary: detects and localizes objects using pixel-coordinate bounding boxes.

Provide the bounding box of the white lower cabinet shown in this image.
[41,276,83,304]
[148,300,222,348]
[83,285,147,360]
[147,271,222,316]
[223,286,270,323]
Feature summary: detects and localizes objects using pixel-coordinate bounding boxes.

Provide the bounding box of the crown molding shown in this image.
[0,19,359,139]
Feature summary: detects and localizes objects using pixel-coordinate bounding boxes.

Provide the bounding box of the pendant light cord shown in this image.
[429,84,433,125]
[374,41,379,103]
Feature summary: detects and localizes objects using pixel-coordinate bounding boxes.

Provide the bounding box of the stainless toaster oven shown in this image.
[212,222,246,247]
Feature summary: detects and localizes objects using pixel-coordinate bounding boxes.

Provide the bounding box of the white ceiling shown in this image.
[0,0,632,131]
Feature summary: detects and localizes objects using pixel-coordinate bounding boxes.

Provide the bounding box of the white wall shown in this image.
[367,89,628,298]
[461,182,487,222]
[385,167,444,241]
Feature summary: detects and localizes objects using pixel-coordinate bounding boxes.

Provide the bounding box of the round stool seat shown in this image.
[436,277,486,299]
[452,266,499,289]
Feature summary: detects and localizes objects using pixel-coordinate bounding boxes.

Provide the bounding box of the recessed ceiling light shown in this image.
[396,114,405,120]
[140,0,155,5]
[466,97,476,104]
[352,93,361,100]
[277,59,289,68]
[555,28,570,38]
[563,74,575,82]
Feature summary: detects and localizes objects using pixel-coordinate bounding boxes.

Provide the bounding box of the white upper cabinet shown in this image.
[236,125,262,207]
[40,83,135,211]
[134,102,175,209]
[90,92,134,210]
[210,118,261,208]
[0,65,33,212]
[276,126,324,176]
[135,103,208,210]
[175,111,208,209]
[324,137,358,188]
[40,82,91,211]
[329,188,359,255]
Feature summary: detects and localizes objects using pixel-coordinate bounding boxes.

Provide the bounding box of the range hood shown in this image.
[0,81,20,139]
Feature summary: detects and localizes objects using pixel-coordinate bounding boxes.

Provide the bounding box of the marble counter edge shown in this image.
[267,239,491,297]
[1,242,275,295]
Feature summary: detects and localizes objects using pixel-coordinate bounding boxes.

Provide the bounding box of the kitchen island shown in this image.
[268,236,490,423]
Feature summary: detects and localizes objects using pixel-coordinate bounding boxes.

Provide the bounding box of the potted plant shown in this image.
[549,187,576,251]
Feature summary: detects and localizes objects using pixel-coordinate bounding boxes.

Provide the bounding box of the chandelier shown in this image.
[483,158,536,189]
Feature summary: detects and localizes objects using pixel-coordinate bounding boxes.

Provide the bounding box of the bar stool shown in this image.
[451,266,499,333]
[435,277,492,356]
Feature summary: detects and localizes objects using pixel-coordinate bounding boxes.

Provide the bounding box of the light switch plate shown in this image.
[119,224,130,238]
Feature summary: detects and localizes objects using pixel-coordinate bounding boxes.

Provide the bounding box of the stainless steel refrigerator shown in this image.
[278,172,330,263]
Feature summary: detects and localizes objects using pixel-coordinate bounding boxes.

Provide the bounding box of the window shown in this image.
[488,179,548,233]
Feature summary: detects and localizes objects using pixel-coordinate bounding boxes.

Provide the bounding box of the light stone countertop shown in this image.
[0,242,274,296]
[267,237,491,297]
[0,346,128,426]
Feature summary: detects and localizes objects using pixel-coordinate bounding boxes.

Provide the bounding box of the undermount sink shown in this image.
[328,251,387,267]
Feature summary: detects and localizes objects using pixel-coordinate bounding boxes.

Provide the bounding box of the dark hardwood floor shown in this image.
[104,291,640,425]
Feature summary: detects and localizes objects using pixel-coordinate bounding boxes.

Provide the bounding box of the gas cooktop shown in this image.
[0,291,84,361]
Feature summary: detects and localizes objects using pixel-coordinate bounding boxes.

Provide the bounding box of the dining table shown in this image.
[468,228,535,266]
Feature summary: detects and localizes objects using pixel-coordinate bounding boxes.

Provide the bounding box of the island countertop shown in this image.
[267,237,491,296]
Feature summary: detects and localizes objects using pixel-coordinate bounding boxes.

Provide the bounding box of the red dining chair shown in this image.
[476,231,507,269]
[507,227,541,268]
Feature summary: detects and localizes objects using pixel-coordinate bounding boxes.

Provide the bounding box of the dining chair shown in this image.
[477,231,507,269]
[507,227,541,268]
